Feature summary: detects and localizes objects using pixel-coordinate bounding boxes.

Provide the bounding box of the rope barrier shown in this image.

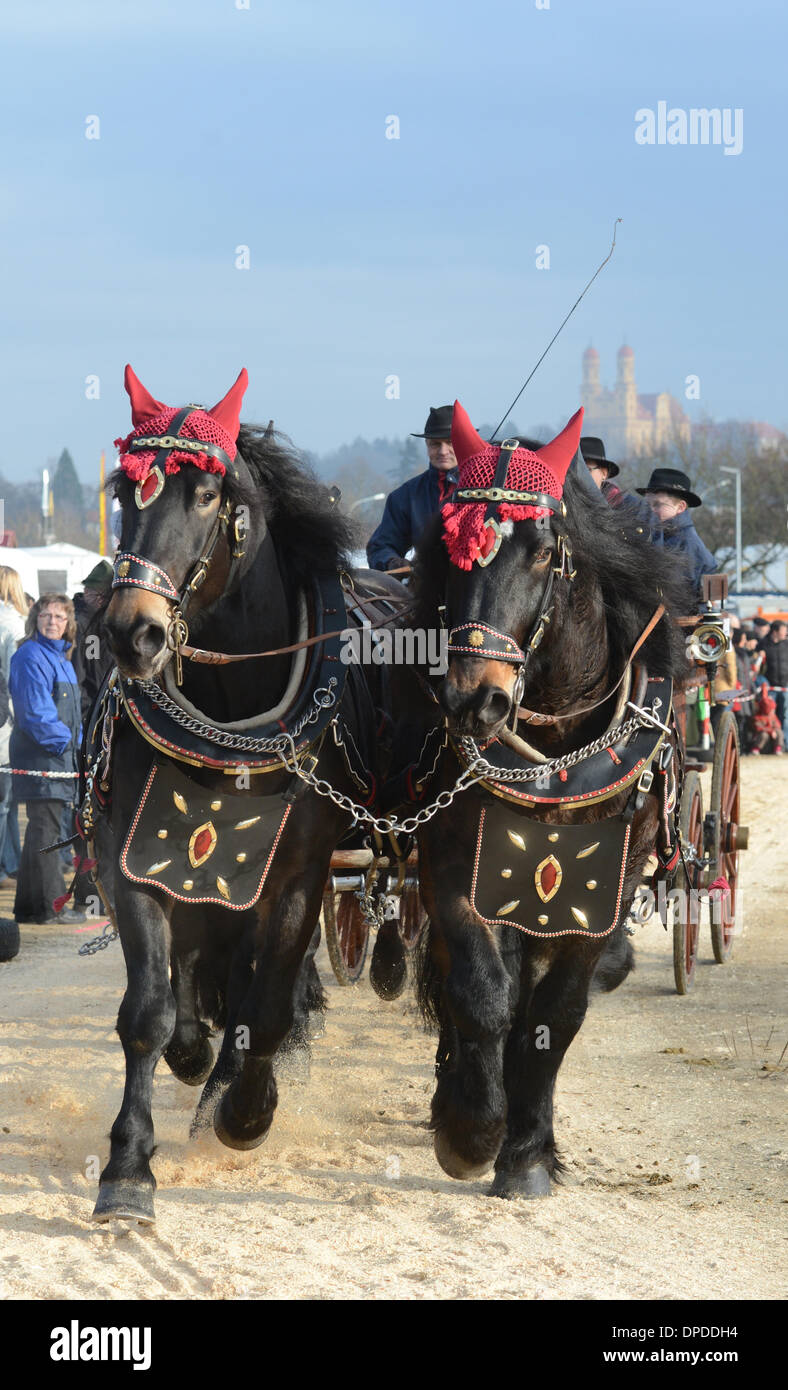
[0,767,78,778]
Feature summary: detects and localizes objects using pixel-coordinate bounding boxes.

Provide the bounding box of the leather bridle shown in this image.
[112,407,247,683]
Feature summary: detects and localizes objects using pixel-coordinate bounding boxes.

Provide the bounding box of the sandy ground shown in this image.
[0,758,786,1302]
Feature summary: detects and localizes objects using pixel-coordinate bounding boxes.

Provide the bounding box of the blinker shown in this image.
[135,466,165,509]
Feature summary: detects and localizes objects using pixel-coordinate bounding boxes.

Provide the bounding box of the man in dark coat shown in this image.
[366,405,459,571]
[637,467,717,596]
[580,436,657,537]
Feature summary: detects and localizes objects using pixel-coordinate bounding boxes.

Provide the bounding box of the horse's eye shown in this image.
[198,491,218,506]
[534,547,552,564]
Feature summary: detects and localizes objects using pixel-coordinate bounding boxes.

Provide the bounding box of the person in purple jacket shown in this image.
[9,594,84,926]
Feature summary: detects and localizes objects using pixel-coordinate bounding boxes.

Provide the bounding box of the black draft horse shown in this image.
[91,367,386,1224]
[411,404,691,1199]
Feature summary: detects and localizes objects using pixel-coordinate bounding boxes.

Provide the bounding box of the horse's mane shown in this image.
[229,423,354,586]
[412,466,693,682]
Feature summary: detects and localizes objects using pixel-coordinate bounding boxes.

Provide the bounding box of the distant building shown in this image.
[693,418,786,454]
[580,344,690,458]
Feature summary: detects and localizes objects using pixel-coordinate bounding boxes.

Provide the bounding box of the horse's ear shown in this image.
[451,400,486,465]
[209,368,249,442]
[124,365,167,427]
[535,407,584,485]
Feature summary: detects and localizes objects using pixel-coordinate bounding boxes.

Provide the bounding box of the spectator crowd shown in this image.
[0,561,113,956]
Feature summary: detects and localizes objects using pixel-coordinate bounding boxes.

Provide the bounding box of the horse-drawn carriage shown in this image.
[662,572,748,993]
[81,369,753,1221]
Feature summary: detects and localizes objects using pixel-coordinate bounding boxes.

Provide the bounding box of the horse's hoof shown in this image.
[433,1131,493,1181]
[164,1037,214,1086]
[213,1094,271,1152]
[369,935,407,1001]
[490,1164,553,1200]
[91,1180,155,1224]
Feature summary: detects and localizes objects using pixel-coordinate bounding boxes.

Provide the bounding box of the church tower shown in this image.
[614,343,639,417]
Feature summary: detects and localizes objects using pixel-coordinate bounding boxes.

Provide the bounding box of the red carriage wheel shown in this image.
[708,709,747,964]
[322,887,370,985]
[673,771,704,995]
[398,878,428,952]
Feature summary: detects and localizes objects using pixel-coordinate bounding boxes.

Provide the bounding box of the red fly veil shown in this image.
[442,401,584,569]
[115,365,249,492]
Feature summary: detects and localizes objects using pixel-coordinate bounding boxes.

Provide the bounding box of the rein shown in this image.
[515,602,666,727]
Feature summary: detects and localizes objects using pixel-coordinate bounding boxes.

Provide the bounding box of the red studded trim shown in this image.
[486,754,653,805]
[123,691,306,773]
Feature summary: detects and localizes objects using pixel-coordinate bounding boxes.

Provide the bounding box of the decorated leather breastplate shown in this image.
[454,674,672,808]
[470,800,633,939]
[120,759,294,910]
[118,571,347,774]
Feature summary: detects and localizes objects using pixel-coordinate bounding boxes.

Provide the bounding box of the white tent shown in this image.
[0,542,111,600]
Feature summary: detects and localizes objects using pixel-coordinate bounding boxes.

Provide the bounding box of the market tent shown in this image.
[0,543,111,600]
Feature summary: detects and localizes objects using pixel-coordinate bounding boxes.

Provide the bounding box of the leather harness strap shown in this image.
[181,578,413,665]
[516,602,666,726]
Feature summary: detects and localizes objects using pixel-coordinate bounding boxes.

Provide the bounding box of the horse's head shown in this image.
[105,365,249,680]
[439,402,583,738]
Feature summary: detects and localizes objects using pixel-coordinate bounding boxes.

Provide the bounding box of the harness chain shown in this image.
[134,675,339,751]
[279,706,654,836]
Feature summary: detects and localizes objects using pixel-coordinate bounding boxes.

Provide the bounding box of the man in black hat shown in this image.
[581,436,656,534]
[366,406,458,571]
[637,468,717,595]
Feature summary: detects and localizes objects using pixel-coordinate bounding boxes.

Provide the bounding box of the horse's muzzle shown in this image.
[440,673,512,737]
[105,593,171,680]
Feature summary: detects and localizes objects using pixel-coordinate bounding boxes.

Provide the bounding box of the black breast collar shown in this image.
[109,571,348,775]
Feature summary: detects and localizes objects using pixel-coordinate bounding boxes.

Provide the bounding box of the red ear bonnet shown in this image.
[115,366,249,482]
[442,402,584,569]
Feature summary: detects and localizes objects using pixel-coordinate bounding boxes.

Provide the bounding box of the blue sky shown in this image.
[1,0,785,482]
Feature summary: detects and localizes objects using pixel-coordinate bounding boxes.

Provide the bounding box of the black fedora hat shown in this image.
[580,436,619,479]
[411,405,454,440]
[636,467,702,508]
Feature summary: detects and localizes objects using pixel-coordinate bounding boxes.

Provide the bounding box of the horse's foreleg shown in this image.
[190,929,254,1136]
[425,905,515,1180]
[491,948,597,1199]
[164,937,215,1086]
[213,865,328,1151]
[92,888,175,1224]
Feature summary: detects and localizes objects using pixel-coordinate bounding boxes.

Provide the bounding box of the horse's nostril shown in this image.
[132,622,166,660]
[440,680,512,732]
[477,688,511,728]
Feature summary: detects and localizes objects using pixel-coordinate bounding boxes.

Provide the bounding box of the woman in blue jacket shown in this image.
[9,594,84,925]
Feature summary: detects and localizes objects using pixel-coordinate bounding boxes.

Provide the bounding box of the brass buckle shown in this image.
[166,610,189,686]
[233,513,247,560]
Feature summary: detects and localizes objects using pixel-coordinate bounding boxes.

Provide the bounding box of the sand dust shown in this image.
[0,758,786,1300]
